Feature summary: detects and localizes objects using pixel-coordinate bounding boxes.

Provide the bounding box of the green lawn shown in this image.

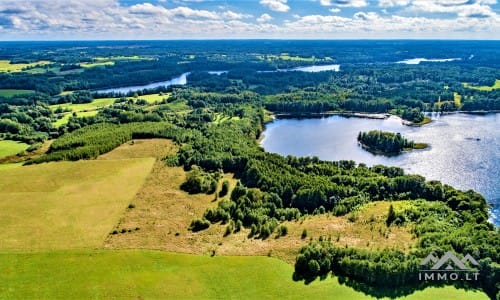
[0,89,35,98]
[462,79,500,91]
[137,93,170,103]
[0,140,29,158]
[0,250,487,300]
[0,158,155,250]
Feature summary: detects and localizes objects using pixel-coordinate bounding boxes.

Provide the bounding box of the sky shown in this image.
[0,0,498,40]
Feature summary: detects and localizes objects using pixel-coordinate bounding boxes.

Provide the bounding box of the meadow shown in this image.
[0,250,487,300]
[463,79,500,91]
[0,158,154,250]
[0,60,51,72]
[0,89,35,98]
[0,140,29,158]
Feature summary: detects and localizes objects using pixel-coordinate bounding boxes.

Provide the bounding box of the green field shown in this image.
[136,92,170,103]
[0,250,487,300]
[53,110,99,127]
[0,60,51,72]
[50,98,117,112]
[0,89,35,98]
[0,158,154,250]
[0,140,29,158]
[463,79,500,91]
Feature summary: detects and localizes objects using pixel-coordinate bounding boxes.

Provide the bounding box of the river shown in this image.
[261,113,500,225]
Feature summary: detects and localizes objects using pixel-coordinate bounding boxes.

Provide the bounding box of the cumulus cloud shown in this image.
[0,0,498,39]
[257,13,273,23]
[260,0,290,12]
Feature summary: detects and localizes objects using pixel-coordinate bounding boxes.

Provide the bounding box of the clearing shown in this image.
[462,79,500,91]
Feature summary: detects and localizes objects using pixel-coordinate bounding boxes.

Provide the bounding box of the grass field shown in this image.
[0,140,29,158]
[0,60,51,73]
[53,110,99,127]
[80,61,115,68]
[0,89,35,98]
[50,98,117,112]
[136,92,170,103]
[0,158,155,250]
[0,250,486,300]
[463,79,500,91]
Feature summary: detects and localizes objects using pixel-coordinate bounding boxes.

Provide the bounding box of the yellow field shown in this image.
[463,79,500,91]
[80,61,114,68]
[0,158,155,250]
[454,92,462,106]
[0,60,51,72]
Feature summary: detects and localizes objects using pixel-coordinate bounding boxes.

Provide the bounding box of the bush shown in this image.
[219,180,230,197]
[189,218,210,232]
[301,228,308,239]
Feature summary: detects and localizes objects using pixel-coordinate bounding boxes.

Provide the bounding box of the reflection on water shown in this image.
[261,113,500,225]
[95,72,190,94]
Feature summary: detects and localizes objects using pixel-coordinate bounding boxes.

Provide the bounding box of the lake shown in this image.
[95,72,190,94]
[95,64,341,94]
[261,113,500,226]
[397,58,461,64]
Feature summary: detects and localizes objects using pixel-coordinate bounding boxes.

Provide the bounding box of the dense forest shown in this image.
[0,41,499,298]
[358,130,417,155]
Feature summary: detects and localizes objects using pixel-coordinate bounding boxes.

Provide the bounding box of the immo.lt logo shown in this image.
[419,251,480,281]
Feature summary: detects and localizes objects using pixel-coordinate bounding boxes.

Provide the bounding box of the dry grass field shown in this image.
[104,140,416,263]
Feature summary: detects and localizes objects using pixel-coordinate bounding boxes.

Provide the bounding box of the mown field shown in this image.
[0,158,154,250]
[0,140,29,158]
[0,250,487,300]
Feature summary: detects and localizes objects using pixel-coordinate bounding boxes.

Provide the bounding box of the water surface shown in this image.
[397,58,461,64]
[95,72,190,94]
[261,113,500,225]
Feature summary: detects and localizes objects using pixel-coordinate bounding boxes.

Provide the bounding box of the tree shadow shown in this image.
[292,271,486,298]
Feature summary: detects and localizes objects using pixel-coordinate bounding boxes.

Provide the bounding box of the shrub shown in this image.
[189,218,210,232]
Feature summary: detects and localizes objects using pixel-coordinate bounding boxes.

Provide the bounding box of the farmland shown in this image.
[0,60,51,73]
[0,158,154,250]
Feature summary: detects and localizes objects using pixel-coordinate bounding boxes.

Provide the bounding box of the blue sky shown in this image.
[0,0,498,40]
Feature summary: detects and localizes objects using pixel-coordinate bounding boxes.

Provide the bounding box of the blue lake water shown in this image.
[95,72,190,94]
[261,113,500,226]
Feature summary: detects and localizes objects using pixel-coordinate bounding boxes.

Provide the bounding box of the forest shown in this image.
[0,40,499,299]
[358,130,416,155]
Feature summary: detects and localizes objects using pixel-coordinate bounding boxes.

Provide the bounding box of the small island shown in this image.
[357,130,428,155]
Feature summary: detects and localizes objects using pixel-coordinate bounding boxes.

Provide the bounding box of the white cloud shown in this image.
[0,0,498,39]
[379,0,411,7]
[408,0,498,18]
[257,13,273,23]
[327,0,368,7]
[260,0,290,12]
